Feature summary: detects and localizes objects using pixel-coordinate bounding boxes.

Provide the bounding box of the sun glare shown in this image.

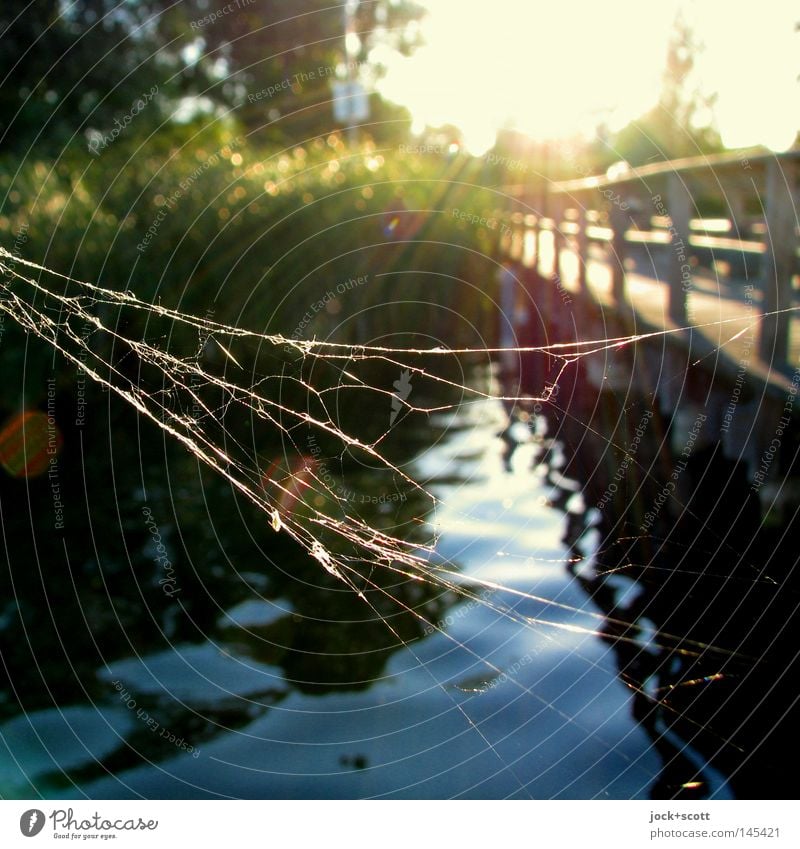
[374,0,799,154]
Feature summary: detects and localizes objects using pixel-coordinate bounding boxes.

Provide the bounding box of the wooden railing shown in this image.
[500,148,799,369]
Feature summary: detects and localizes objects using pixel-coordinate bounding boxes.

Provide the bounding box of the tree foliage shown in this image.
[610,14,722,165]
[0,0,423,154]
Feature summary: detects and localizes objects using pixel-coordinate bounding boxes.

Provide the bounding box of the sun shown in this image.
[373,0,799,155]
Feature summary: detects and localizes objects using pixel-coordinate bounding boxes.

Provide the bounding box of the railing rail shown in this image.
[498,148,799,369]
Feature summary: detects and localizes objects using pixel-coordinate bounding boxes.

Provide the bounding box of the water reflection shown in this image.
[2,352,795,799]
[531,350,798,800]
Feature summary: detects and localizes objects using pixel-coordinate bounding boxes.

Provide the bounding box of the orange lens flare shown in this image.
[261,454,317,514]
[0,411,62,478]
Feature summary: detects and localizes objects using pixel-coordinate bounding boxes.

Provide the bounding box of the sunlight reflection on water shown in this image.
[48,399,676,799]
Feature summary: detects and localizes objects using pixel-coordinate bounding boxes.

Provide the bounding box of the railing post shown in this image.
[498,208,512,259]
[667,173,691,325]
[726,188,748,239]
[508,213,522,262]
[536,215,548,276]
[577,204,588,293]
[609,201,627,306]
[758,158,797,369]
[551,200,564,280]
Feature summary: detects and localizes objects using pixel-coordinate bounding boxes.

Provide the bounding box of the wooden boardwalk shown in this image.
[552,238,800,394]
[502,148,800,397]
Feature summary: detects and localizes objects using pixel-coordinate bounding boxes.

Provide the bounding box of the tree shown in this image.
[0,1,183,155]
[611,14,722,165]
[181,0,424,143]
[0,1,425,155]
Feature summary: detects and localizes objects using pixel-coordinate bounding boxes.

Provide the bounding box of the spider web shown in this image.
[1,243,766,648]
[0,244,791,791]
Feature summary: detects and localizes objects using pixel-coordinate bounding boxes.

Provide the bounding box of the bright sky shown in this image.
[373,0,799,154]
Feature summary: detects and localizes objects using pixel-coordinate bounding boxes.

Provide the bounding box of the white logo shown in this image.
[389,370,413,426]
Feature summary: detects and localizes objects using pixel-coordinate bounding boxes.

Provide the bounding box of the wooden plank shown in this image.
[545,148,798,195]
[551,201,564,280]
[667,173,692,325]
[576,206,588,292]
[758,158,798,366]
[608,202,628,305]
